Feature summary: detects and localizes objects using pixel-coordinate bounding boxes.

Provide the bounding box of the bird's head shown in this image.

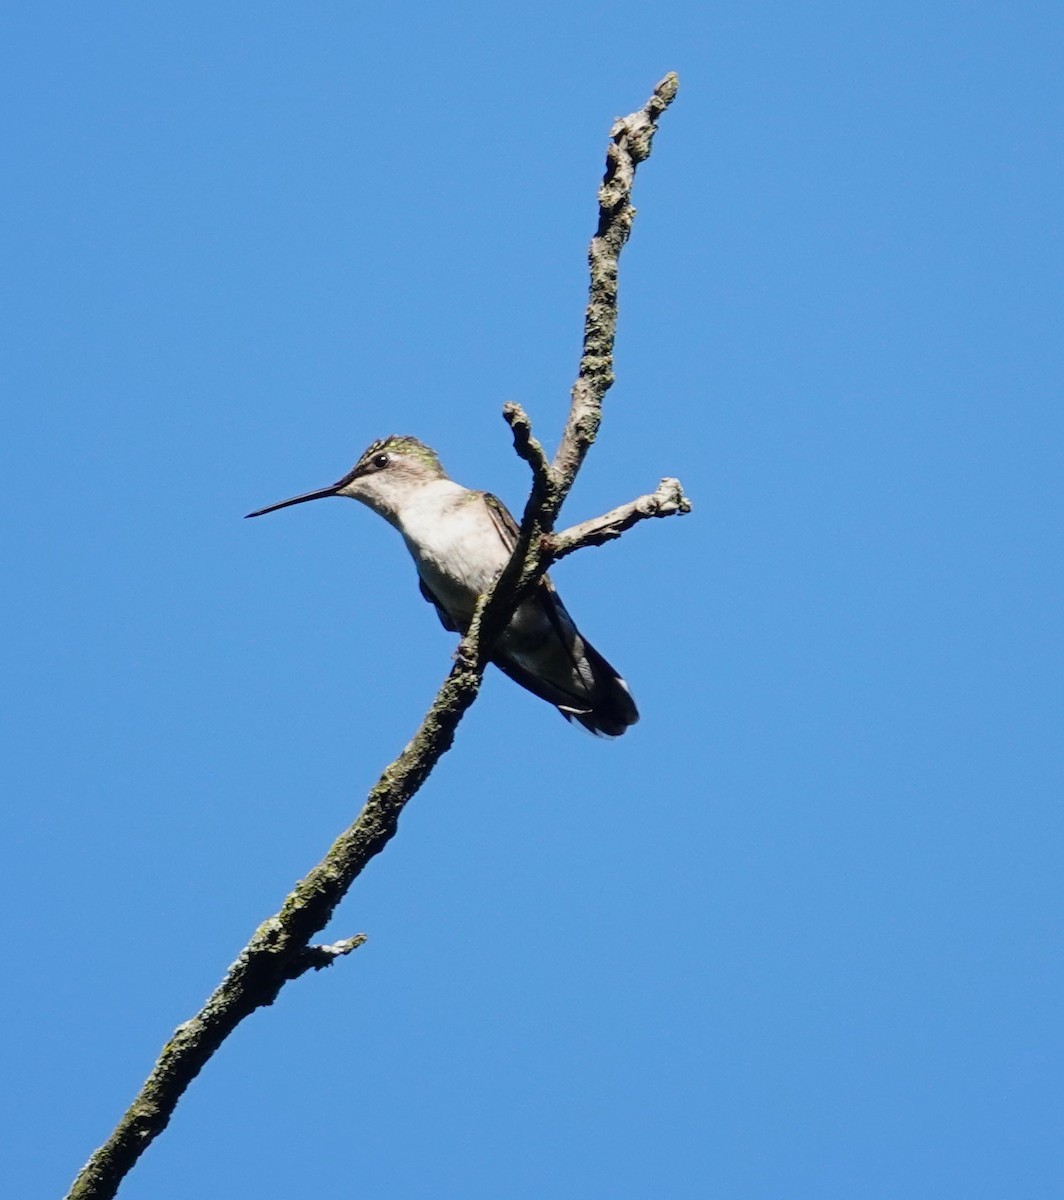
[245,435,449,526]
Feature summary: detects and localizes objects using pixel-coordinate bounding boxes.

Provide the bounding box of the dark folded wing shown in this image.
[481,492,601,711]
[481,491,520,549]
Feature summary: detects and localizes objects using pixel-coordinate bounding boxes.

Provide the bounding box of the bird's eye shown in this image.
[372,452,390,470]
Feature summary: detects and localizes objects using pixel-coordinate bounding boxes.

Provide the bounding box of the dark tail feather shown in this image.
[566,638,639,737]
[492,638,639,737]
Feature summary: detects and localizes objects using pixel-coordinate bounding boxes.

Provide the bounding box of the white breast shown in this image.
[398,482,509,624]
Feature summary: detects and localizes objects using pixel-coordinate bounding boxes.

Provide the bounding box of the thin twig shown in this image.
[290,934,369,977]
[502,401,553,495]
[65,74,681,1200]
[549,478,692,562]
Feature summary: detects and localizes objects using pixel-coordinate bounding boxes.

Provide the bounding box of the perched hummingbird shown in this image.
[246,435,638,736]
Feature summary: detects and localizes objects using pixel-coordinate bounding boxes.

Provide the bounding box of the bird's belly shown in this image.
[408,538,506,628]
[398,487,526,631]
[414,563,560,652]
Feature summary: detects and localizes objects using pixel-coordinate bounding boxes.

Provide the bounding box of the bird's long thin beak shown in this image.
[245,485,341,519]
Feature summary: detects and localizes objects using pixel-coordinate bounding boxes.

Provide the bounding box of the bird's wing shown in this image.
[481,491,519,549]
[482,489,583,624]
[490,653,593,717]
[474,496,635,736]
[418,576,459,632]
[482,491,578,627]
[481,492,597,704]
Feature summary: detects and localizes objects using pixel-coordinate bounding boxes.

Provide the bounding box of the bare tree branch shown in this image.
[553,71,680,507]
[65,73,682,1200]
[550,477,692,562]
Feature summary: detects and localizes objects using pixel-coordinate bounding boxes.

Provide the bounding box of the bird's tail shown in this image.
[558,637,640,737]
[493,629,639,737]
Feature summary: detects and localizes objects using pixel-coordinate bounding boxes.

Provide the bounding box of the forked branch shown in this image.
[65,73,684,1200]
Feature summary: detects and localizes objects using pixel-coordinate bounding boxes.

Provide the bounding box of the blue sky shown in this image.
[3,3,1062,1197]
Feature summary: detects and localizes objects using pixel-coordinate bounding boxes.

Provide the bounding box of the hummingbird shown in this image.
[246,435,639,736]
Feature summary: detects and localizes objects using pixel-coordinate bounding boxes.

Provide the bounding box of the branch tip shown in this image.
[503,402,552,491]
[548,477,691,563]
[294,934,369,976]
[653,72,680,108]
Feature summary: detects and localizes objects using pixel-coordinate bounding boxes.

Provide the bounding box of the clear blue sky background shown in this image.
[4,3,1061,1198]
